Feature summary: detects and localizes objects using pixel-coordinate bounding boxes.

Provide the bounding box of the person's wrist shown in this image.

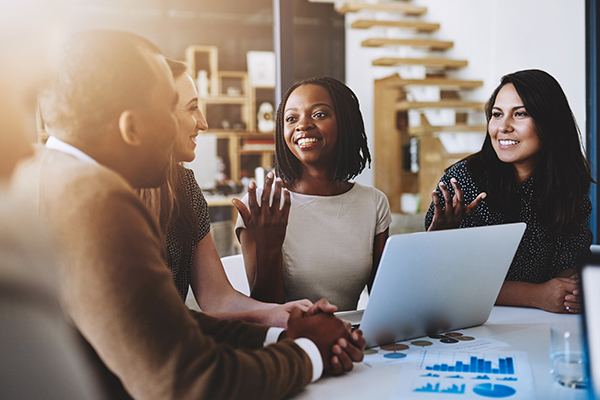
[528,282,543,309]
[256,245,283,259]
[278,330,288,341]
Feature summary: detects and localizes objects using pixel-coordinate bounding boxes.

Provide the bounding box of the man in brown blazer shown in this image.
[11,30,364,399]
[1,4,107,398]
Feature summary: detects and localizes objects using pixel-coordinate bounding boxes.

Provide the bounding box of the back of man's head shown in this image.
[39,30,163,143]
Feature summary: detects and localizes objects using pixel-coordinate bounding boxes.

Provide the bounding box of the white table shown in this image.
[292,306,587,399]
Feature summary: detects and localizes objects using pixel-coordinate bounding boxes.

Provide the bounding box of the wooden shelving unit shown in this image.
[186,46,275,185]
[373,73,486,213]
[185,45,219,97]
[373,74,411,214]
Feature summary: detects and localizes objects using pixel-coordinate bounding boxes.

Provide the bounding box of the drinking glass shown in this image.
[550,324,588,388]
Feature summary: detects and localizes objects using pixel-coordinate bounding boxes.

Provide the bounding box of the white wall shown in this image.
[346,0,586,186]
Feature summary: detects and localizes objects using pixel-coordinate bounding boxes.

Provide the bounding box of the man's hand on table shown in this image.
[286,298,366,375]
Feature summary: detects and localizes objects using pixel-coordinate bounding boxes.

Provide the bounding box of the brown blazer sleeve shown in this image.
[12,149,313,400]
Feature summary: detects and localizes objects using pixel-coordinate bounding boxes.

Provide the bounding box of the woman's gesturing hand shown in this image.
[428,178,486,231]
[232,172,291,253]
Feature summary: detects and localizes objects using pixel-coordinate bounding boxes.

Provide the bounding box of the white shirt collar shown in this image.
[45,136,98,165]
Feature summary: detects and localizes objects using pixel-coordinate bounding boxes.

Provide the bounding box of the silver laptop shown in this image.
[338,223,526,348]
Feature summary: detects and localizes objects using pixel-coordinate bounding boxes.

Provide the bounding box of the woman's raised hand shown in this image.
[232,172,291,252]
[428,178,486,231]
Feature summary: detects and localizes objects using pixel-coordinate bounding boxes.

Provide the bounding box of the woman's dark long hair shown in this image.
[274,76,371,184]
[465,69,592,235]
[138,58,199,266]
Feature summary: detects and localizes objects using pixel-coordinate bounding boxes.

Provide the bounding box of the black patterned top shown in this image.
[424,160,593,284]
[165,166,211,299]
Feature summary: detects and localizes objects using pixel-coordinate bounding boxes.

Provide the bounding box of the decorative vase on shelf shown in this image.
[196,70,209,97]
[257,102,275,133]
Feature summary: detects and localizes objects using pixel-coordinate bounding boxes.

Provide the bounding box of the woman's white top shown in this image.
[235,182,392,311]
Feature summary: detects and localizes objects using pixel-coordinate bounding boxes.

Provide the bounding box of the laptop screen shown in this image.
[582,255,600,399]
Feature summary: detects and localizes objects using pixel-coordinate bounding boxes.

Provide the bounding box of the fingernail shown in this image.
[573,290,580,295]
[439,182,445,186]
[451,178,457,183]
[339,339,347,348]
[333,346,341,355]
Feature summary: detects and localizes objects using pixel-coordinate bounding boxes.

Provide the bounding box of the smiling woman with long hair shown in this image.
[138,58,315,328]
[425,69,593,314]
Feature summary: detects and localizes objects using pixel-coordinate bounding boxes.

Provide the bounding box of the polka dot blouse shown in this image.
[165,166,211,300]
[424,160,593,284]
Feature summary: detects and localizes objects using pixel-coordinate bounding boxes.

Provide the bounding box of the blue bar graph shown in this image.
[441,384,465,394]
[415,383,440,393]
[425,356,515,375]
[414,383,466,394]
[507,357,514,374]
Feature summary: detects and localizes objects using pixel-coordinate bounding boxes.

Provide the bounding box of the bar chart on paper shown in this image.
[391,350,536,399]
[423,354,515,375]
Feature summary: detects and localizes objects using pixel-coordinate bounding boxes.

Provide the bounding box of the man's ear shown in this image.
[118,110,143,146]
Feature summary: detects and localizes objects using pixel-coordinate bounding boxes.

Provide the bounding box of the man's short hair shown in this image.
[165,58,188,80]
[39,30,163,141]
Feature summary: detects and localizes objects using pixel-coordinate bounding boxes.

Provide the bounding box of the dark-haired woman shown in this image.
[425,69,593,314]
[233,77,391,311]
[139,58,316,328]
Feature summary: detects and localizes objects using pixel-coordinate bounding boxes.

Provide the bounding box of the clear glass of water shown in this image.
[550,324,588,388]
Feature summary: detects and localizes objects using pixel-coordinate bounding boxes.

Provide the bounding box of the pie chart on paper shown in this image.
[472,383,517,398]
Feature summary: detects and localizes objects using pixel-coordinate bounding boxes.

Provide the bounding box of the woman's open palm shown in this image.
[428,178,486,231]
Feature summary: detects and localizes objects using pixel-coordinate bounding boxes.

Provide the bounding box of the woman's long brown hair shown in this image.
[137,58,199,265]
